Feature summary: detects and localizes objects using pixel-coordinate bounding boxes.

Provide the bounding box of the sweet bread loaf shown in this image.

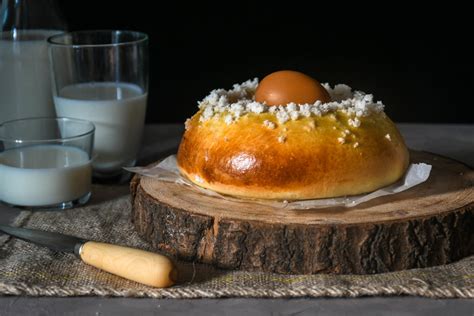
[177,72,409,200]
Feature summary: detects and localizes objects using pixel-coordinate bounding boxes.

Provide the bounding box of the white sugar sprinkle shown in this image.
[263,120,276,129]
[184,118,191,130]
[224,114,233,125]
[348,117,361,128]
[246,101,265,114]
[276,110,290,124]
[197,79,385,125]
[200,106,214,122]
[278,135,287,143]
[353,142,359,148]
[385,134,392,141]
[290,110,300,121]
[337,137,346,144]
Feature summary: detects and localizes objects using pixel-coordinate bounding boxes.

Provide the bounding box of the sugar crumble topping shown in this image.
[197,79,385,126]
[278,135,287,143]
[224,114,233,125]
[263,120,276,129]
[184,118,192,130]
[348,117,361,128]
[189,78,392,147]
[303,121,316,132]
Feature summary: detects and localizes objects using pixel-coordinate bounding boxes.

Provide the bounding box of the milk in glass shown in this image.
[54,82,147,174]
[0,145,92,206]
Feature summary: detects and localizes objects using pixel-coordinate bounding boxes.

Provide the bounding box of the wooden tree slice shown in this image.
[130,151,474,275]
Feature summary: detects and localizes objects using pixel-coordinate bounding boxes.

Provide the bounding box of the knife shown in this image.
[0,225,177,288]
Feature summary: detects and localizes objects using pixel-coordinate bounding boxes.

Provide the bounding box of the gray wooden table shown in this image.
[1,123,473,315]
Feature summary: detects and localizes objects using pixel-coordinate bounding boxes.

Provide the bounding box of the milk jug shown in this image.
[0,0,67,123]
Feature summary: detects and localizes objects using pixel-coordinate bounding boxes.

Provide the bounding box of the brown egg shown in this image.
[255,70,331,106]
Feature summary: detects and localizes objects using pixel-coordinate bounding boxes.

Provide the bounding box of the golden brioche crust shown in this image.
[177,110,409,200]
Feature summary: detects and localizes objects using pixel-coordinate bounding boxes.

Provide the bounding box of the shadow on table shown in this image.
[87,184,131,207]
[176,261,228,285]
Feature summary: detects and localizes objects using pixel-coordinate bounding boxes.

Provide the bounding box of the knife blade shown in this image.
[0,225,177,288]
[0,225,85,254]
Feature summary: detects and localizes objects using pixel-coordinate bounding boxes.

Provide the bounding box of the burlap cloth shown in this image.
[0,185,473,298]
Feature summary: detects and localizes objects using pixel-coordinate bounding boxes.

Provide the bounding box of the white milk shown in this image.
[0,30,59,123]
[54,82,147,175]
[0,145,92,207]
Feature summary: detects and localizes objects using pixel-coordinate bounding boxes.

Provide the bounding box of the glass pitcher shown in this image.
[0,0,67,123]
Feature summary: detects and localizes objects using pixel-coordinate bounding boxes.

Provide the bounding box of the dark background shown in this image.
[60,2,473,124]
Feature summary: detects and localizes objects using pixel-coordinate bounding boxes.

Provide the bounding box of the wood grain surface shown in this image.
[130,151,474,274]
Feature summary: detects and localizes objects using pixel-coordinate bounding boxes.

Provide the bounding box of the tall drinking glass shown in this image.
[48,30,148,182]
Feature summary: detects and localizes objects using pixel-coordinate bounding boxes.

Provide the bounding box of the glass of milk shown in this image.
[48,30,149,182]
[0,117,95,209]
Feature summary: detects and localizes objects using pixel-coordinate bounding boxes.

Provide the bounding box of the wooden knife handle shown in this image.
[79,241,177,288]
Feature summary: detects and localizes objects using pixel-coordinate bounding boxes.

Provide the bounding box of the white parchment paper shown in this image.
[126,155,432,210]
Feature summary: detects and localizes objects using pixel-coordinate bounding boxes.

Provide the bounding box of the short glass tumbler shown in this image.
[48,30,149,182]
[0,117,94,209]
